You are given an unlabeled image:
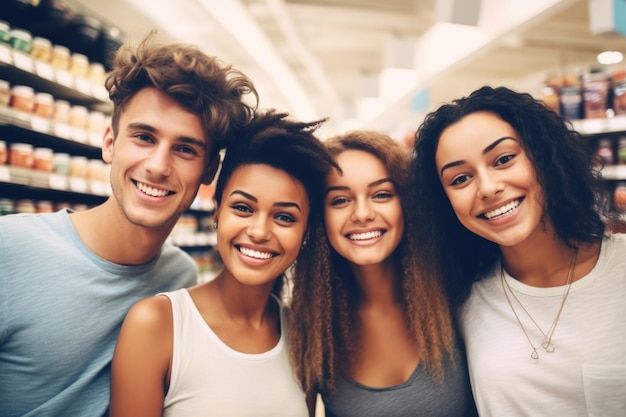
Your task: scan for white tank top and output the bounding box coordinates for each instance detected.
[162,289,308,417]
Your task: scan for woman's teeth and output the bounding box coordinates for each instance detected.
[483,200,520,220]
[348,230,383,241]
[239,247,274,259]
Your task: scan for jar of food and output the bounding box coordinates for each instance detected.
[9,28,32,53]
[0,198,15,215]
[53,99,71,124]
[88,62,105,85]
[583,71,611,119]
[613,70,626,116]
[9,142,34,168]
[53,152,71,175]
[618,137,626,165]
[36,200,54,213]
[33,92,55,118]
[70,155,88,178]
[596,138,614,166]
[70,105,88,129]
[33,147,54,171]
[31,36,52,62]
[15,199,36,214]
[70,53,89,78]
[50,45,70,71]
[0,20,10,45]
[0,140,6,164]
[0,79,10,106]
[615,181,626,212]
[10,85,35,113]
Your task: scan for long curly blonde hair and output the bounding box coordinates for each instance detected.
[289,130,456,395]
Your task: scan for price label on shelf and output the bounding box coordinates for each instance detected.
[55,70,74,88]
[34,61,55,81]
[0,166,9,182]
[11,50,33,72]
[30,116,50,134]
[0,44,12,64]
[48,173,68,190]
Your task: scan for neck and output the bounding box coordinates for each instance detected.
[70,201,171,265]
[351,258,399,306]
[211,272,276,327]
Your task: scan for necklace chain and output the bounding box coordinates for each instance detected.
[500,250,578,360]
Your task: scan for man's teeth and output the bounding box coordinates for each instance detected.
[136,181,170,197]
[239,247,274,259]
[483,200,520,219]
[348,230,383,241]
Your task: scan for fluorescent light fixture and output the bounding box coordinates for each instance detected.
[597,50,624,65]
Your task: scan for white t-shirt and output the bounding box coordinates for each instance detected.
[460,233,626,417]
[162,289,308,417]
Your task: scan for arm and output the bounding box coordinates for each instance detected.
[109,295,174,417]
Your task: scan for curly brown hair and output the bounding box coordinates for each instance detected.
[289,130,457,395]
[105,30,258,163]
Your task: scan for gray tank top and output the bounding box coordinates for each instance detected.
[323,347,476,417]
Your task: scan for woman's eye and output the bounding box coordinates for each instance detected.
[329,196,349,206]
[230,204,252,214]
[450,174,470,186]
[373,191,393,200]
[495,154,515,166]
[275,213,296,223]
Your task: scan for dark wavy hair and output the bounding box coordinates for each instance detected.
[290,131,456,395]
[214,110,340,295]
[105,30,258,164]
[411,85,611,307]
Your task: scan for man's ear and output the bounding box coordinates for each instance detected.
[101,125,115,163]
[201,154,221,185]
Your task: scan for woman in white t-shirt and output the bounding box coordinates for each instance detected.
[410,85,626,416]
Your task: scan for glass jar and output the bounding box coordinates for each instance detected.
[53,99,71,124]
[614,181,626,212]
[70,155,88,178]
[0,79,10,107]
[0,140,6,164]
[31,36,52,62]
[70,53,89,78]
[53,152,71,175]
[9,28,32,53]
[70,105,88,129]
[596,138,614,166]
[50,45,70,71]
[10,85,35,113]
[0,20,10,45]
[9,142,34,168]
[33,92,55,118]
[33,147,54,172]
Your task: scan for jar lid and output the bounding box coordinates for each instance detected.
[11,85,34,96]
[52,45,70,55]
[34,92,54,103]
[53,152,70,160]
[55,99,70,107]
[10,142,33,151]
[9,29,32,41]
[32,37,52,47]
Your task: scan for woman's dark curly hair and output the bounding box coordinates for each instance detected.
[105,30,258,164]
[214,109,340,296]
[290,131,456,396]
[410,85,612,307]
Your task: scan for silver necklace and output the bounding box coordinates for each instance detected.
[500,250,578,360]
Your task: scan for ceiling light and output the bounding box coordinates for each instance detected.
[597,51,624,65]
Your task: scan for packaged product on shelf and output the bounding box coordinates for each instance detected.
[52,152,71,175]
[88,62,106,85]
[0,140,6,164]
[31,37,52,63]
[0,79,10,106]
[596,138,614,166]
[9,142,34,168]
[36,200,54,213]
[618,137,626,165]
[582,71,610,119]
[70,53,90,78]
[615,181,626,212]
[15,199,35,214]
[539,84,559,114]
[33,147,54,172]
[0,198,15,215]
[10,85,34,112]
[559,85,583,119]
[70,105,88,130]
[0,21,10,45]
[9,28,31,53]
[50,44,70,70]
[613,70,626,116]
[70,155,88,178]
[53,99,71,124]
[33,92,55,118]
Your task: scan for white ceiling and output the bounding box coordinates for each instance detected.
[65,0,626,139]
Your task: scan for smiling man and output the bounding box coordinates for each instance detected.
[0,31,257,417]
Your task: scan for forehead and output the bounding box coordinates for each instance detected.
[329,149,388,181]
[436,112,518,162]
[225,163,309,202]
